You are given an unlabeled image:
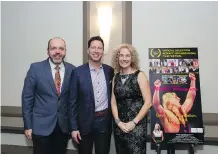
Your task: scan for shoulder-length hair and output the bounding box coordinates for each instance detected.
[111,44,140,73]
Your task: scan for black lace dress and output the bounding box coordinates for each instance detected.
[114,70,147,154]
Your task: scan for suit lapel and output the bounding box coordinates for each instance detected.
[103,65,109,86]
[103,64,110,104]
[44,59,57,95]
[61,62,70,95]
[86,63,95,102]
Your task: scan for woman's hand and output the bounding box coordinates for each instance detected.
[125,121,136,131]
[118,122,130,133]
[189,72,196,80]
[154,79,161,88]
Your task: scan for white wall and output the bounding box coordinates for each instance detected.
[132,1,218,113]
[1,1,83,106]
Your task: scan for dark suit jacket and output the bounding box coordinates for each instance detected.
[68,63,114,135]
[22,58,75,136]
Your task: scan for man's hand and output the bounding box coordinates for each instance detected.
[71,130,82,144]
[24,129,32,140]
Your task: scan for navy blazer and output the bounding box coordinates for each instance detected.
[68,63,114,135]
[22,59,75,136]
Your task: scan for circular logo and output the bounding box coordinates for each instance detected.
[150,48,161,58]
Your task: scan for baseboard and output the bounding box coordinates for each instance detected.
[1,145,77,154]
[1,106,218,146]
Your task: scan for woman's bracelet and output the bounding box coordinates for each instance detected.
[155,86,160,90]
[189,87,196,91]
[132,119,138,125]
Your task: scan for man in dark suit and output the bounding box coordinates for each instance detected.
[22,37,75,154]
[69,36,114,154]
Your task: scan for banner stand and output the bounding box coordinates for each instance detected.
[188,144,195,154]
[167,144,175,154]
[165,144,195,154]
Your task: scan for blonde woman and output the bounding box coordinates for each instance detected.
[152,123,164,153]
[111,44,152,154]
[152,123,164,143]
[153,73,196,133]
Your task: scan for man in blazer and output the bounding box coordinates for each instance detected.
[69,36,114,154]
[22,37,75,154]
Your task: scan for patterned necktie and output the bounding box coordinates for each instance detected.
[55,66,61,96]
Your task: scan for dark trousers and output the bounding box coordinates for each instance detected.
[78,132,110,154]
[78,112,111,154]
[156,143,161,154]
[32,122,69,154]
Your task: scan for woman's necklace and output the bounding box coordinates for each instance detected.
[120,68,134,85]
[121,74,129,85]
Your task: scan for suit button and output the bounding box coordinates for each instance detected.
[57,109,60,112]
[58,97,60,101]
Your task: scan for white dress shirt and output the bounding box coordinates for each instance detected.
[49,59,65,92]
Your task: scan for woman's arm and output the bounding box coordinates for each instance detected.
[182,73,196,113]
[152,132,156,143]
[133,71,152,124]
[111,76,119,121]
[153,79,166,116]
[161,131,164,141]
[111,76,129,133]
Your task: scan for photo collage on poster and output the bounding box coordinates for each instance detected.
[149,58,199,85]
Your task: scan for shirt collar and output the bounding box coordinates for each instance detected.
[49,58,64,70]
[89,63,103,71]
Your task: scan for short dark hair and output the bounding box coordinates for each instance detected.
[47,37,66,50]
[88,36,104,50]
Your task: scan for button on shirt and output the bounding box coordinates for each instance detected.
[89,64,108,112]
[49,59,65,92]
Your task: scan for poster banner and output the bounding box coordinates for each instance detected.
[149,48,204,150]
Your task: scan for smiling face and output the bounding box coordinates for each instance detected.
[47,38,66,65]
[118,48,132,69]
[88,40,103,62]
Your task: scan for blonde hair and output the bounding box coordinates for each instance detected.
[154,123,160,130]
[162,92,177,109]
[111,44,140,73]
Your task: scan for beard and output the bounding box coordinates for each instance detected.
[49,55,65,65]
